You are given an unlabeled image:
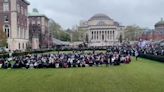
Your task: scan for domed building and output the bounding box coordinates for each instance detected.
[155,18,164,31]
[153,18,164,41]
[79,14,125,47]
[141,18,164,41]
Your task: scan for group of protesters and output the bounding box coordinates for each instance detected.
[1,42,163,69]
[137,45,164,56]
[0,48,132,69]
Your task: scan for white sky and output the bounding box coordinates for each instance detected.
[28,0,164,29]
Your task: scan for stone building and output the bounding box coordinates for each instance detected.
[140,18,164,41]
[0,0,30,51]
[79,14,125,47]
[28,8,52,49]
[154,18,164,40]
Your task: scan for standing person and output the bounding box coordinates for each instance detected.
[109,53,113,65]
[0,59,3,68]
[135,50,139,61]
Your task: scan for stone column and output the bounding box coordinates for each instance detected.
[99,31,101,41]
[104,31,105,40]
[110,31,112,40]
[91,31,93,40]
[94,31,96,40]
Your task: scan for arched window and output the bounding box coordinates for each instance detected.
[3,25,10,38]
[4,15,9,22]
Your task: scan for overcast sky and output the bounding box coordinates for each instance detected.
[28,0,164,29]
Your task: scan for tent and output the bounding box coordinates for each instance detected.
[52,38,70,46]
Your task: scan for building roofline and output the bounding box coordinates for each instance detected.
[28,15,49,20]
[22,0,30,5]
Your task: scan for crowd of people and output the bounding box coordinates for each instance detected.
[0,48,132,69]
[1,42,163,69]
[137,45,164,56]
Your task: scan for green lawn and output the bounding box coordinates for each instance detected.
[0,58,164,92]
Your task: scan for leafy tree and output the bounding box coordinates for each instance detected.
[59,31,71,41]
[124,25,144,41]
[49,19,62,39]
[69,28,88,42]
[49,19,71,41]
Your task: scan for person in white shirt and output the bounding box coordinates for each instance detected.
[135,50,139,61]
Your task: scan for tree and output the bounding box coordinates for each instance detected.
[49,19,62,39]
[78,29,88,42]
[124,25,144,41]
[0,27,7,47]
[59,31,71,41]
[49,19,71,41]
[69,28,88,42]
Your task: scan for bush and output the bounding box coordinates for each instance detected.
[0,49,54,58]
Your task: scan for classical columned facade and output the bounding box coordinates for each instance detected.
[88,27,118,46]
[79,14,125,47]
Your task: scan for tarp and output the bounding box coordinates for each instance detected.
[52,38,70,46]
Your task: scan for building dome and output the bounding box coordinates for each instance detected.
[89,13,112,21]
[155,18,164,27]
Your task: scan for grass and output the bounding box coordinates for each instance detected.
[0,58,164,92]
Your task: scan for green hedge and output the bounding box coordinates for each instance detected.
[0,53,9,58]
[0,49,54,58]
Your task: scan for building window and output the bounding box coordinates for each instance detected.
[3,3,9,11]
[24,9,27,16]
[113,31,115,39]
[17,4,20,13]
[4,0,9,3]
[32,20,35,25]
[21,6,23,15]
[26,43,28,49]
[4,15,9,22]
[24,30,26,39]
[3,25,10,38]
[19,43,21,49]
[6,44,8,48]
[20,28,23,38]
[17,27,20,38]
[37,20,41,25]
